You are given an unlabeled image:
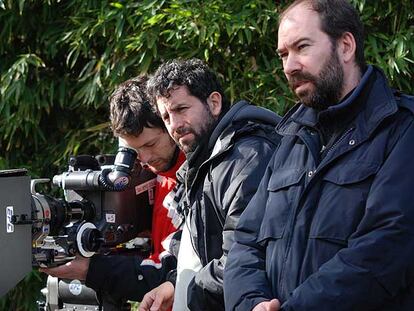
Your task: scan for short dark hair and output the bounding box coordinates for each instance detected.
[109,75,165,137]
[280,0,366,72]
[147,58,230,112]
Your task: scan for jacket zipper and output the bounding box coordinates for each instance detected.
[279,126,355,295]
[321,127,355,160]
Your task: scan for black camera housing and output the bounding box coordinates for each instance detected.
[0,148,156,298]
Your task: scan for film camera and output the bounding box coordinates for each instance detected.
[0,147,156,310]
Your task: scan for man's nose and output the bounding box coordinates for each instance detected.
[283,53,302,77]
[138,150,151,164]
[169,114,184,136]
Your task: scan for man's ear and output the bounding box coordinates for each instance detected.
[338,31,357,64]
[207,91,222,118]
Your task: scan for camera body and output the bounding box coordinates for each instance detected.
[0,147,156,298]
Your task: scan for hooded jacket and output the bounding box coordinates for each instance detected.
[174,100,281,310]
[224,66,414,311]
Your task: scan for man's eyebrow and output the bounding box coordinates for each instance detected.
[170,102,187,110]
[277,37,313,54]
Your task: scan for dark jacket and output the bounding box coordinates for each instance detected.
[224,66,414,311]
[176,100,281,310]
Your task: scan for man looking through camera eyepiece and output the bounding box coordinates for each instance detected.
[111,77,180,175]
[40,75,185,302]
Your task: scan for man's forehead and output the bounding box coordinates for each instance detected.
[120,127,163,148]
[156,85,191,110]
[278,5,322,46]
[156,96,170,111]
[280,1,315,22]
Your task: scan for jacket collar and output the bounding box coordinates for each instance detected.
[277,65,398,139]
[210,100,281,157]
[177,100,281,186]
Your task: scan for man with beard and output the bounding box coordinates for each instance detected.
[224,1,414,310]
[41,75,185,303]
[138,58,281,310]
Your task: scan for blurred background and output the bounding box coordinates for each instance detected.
[0,0,413,309]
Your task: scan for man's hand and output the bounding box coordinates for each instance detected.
[138,281,174,311]
[252,299,281,311]
[39,256,90,281]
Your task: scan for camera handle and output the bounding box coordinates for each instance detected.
[39,276,131,311]
[10,179,51,226]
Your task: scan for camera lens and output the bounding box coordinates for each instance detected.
[81,228,103,253]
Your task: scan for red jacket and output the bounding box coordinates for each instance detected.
[146,151,185,264]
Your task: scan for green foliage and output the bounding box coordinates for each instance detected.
[0,0,413,309]
[355,0,414,91]
[0,271,46,311]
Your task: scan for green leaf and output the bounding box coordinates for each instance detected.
[395,40,405,59]
[244,28,252,44]
[110,2,124,9]
[146,13,166,26]
[18,0,25,15]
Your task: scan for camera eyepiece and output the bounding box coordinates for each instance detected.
[99,147,137,191]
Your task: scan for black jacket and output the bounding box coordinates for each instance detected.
[224,66,414,311]
[85,252,177,302]
[176,100,281,310]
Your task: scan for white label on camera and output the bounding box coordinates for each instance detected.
[106,213,116,223]
[69,280,82,296]
[6,206,14,233]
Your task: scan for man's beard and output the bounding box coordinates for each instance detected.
[173,109,217,154]
[143,143,178,174]
[288,47,344,110]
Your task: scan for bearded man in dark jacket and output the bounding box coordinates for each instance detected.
[224,1,414,311]
[138,58,281,311]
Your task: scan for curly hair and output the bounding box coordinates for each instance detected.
[147,58,230,112]
[109,75,165,137]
